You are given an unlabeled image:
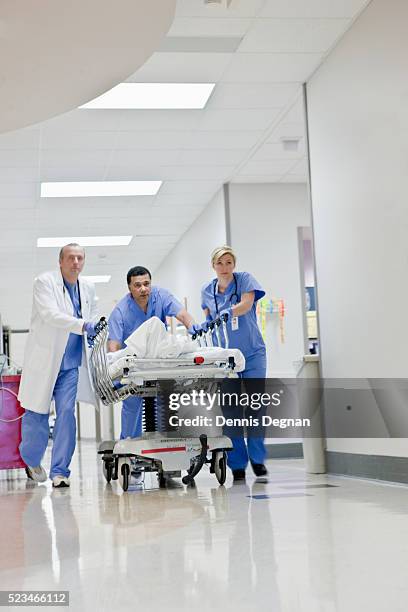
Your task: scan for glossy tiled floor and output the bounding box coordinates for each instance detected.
[1,441,408,611]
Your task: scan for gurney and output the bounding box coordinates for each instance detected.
[89,315,244,492]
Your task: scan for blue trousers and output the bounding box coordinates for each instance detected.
[19,368,79,479]
[223,350,267,471]
[121,395,143,439]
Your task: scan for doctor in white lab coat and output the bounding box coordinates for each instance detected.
[18,243,98,487]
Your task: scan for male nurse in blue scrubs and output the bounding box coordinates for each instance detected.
[108,266,195,439]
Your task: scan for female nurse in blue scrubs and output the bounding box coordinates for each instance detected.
[201,246,268,482]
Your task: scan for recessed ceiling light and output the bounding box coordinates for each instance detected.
[79,83,215,110]
[40,181,162,198]
[37,236,132,247]
[81,275,111,283]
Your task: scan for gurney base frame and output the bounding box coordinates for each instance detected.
[98,433,232,492]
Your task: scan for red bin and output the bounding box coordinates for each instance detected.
[0,375,26,469]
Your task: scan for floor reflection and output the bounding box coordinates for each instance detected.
[1,443,408,612]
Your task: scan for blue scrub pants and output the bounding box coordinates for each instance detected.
[121,396,143,439]
[222,350,267,471]
[19,368,79,479]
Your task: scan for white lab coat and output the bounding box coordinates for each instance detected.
[18,270,98,414]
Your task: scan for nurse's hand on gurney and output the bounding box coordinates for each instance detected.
[187,323,202,336]
[219,308,232,321]
[190,322,211,341]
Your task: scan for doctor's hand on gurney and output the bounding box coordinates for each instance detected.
[83,317,106,346]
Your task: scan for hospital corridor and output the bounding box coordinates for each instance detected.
[1,1,408,611]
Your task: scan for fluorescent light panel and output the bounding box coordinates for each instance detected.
[80,83,215,110]
[81,275,111,284]
[37,236,132,247]
[41,180,162,198]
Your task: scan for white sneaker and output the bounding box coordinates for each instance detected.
[52,476,70,488]
[25,465,47,483]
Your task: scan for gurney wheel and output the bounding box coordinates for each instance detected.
[213,451,227,485]
[158,472,167,488]
[117,458,130,492]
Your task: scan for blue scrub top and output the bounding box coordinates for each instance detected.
[60,280,83,371]
[201,271,266,359]
[108,286,183,348]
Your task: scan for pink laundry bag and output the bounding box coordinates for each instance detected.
[0,375,26,469]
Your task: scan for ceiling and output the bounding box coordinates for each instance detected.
[0,0,370,328]
[0,0,176,132]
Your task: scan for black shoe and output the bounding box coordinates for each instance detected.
[232,469,246,482]
[130,469,144,484]
[251,463,268,477]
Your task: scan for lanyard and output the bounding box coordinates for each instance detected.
[213,273,239,315]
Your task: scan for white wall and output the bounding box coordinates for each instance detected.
[303,240,315,288]
[154,188,226,321]
[307,0,408,455]
[229,183,311,377]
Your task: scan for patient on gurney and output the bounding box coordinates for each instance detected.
[107,316,245,379]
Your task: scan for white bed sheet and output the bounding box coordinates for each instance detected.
[106,316,245,376]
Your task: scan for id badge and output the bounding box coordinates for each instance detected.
[231,316,239,331]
